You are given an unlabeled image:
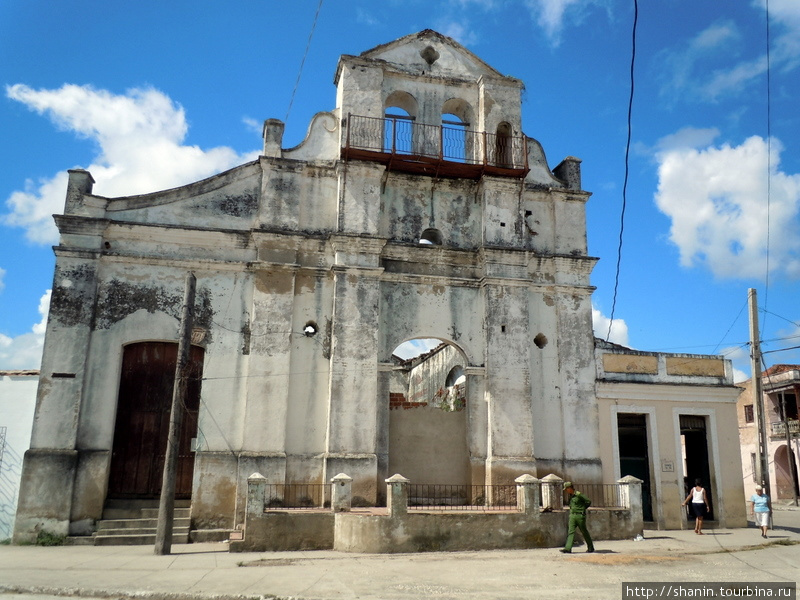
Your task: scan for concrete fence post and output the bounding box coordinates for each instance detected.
[246,472,267,515]
[618,475,644,535]
[515,474,541,516]
[540,474,564,510]
[331,473,353,512]
[386,473,410,517]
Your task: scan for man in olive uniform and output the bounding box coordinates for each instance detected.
[560,481,594,553]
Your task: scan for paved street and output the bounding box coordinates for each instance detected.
[1,508,798,600]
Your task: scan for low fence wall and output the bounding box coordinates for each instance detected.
[230,472,643,553]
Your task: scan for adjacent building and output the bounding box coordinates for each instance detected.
[737,365,800,501]
[595,342,745,529]
[0,370,38,540]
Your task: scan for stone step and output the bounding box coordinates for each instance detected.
[96,525,190,537]
[97,517,190,531]
[189,529,238,543]
[102,499,190,520]
[93,532,189,546]
[141,507,191,519]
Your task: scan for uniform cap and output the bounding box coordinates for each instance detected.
[563,481,573,489]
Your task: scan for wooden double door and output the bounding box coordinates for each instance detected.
[108,342,204,499]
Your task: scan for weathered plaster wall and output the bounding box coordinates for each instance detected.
[388,344,469,485]
[332,509,638,553]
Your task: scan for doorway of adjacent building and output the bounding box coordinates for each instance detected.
[616,413,654,522]
[107,341,204,499]
[387,339,469,486]
[775,444,800,499]
[680,414,714,520]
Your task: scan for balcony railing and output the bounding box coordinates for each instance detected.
[770,420,800,438]
[342,114,529,179]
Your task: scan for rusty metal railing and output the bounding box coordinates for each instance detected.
[263,483,331,510]
[558,483,625,509]
[345,115,527,171]
[407,483,518,511]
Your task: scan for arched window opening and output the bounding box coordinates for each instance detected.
[384,91,417,155]
[445,365,465,387]
[441,98,474,163]
[495,122,513,168]
[441,112,468,162]
[419,228,443,246]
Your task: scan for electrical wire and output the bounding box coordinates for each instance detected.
[762,0,772,331]
[284,0,325,126]
[606,0,638,341]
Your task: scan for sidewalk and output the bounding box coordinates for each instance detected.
[1,510,798,600]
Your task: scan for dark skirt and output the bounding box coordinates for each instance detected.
[690,502,707,518]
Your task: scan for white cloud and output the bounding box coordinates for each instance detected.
[660,3,800,103]
[0,289,50,370]
[522,0,607,45]
[654,133,800,279]
[242,117,263,135]
[758,0,800,70]
[436,20,479,46]
[655,127,720,153]
[656,21,744,102]
[3,84,259,245]
[592,307,629,347]
[720,345,751,383]
[0,267,5,293]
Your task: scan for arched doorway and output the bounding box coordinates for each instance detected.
[107,341,204,499]
[387,339,469,485]
[775,444,800,499]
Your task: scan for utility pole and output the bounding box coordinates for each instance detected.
[748,288,771,506]
[155,273,196,555]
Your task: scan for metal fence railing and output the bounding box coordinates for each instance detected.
[263,483,331,510]
[345,115,527,171]
[407,484,518,511]
[560,483,625,509]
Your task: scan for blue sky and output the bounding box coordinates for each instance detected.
[1,0,799,380]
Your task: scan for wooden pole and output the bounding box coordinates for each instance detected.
[154,273,196,555]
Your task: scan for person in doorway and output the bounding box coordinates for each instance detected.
[560,482,594,553]
[682,478,710,534]
[749,486,771,538]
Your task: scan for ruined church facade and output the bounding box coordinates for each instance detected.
[15,31,602,540]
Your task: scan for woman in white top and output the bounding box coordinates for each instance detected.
[682,479,710,534]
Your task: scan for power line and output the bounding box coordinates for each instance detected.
[606,0,638,341]
[284,0,325,125]
[759,0,773,347]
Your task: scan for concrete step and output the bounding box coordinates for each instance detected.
[97,517,190,531]
[93,532,189,546]
[102,499,190,520]
[142,507,190,519]
[96,525,190,537]
[189,529,238,543]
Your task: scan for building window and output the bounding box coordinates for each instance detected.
[750,453,758,482]
[419,228,443,246]
[744,404,754,423]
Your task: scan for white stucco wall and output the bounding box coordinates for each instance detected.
[0,372,38,539]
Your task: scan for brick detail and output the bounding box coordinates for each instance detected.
[389,392,428,410]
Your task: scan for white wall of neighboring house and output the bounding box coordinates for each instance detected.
[0,371,38,540]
